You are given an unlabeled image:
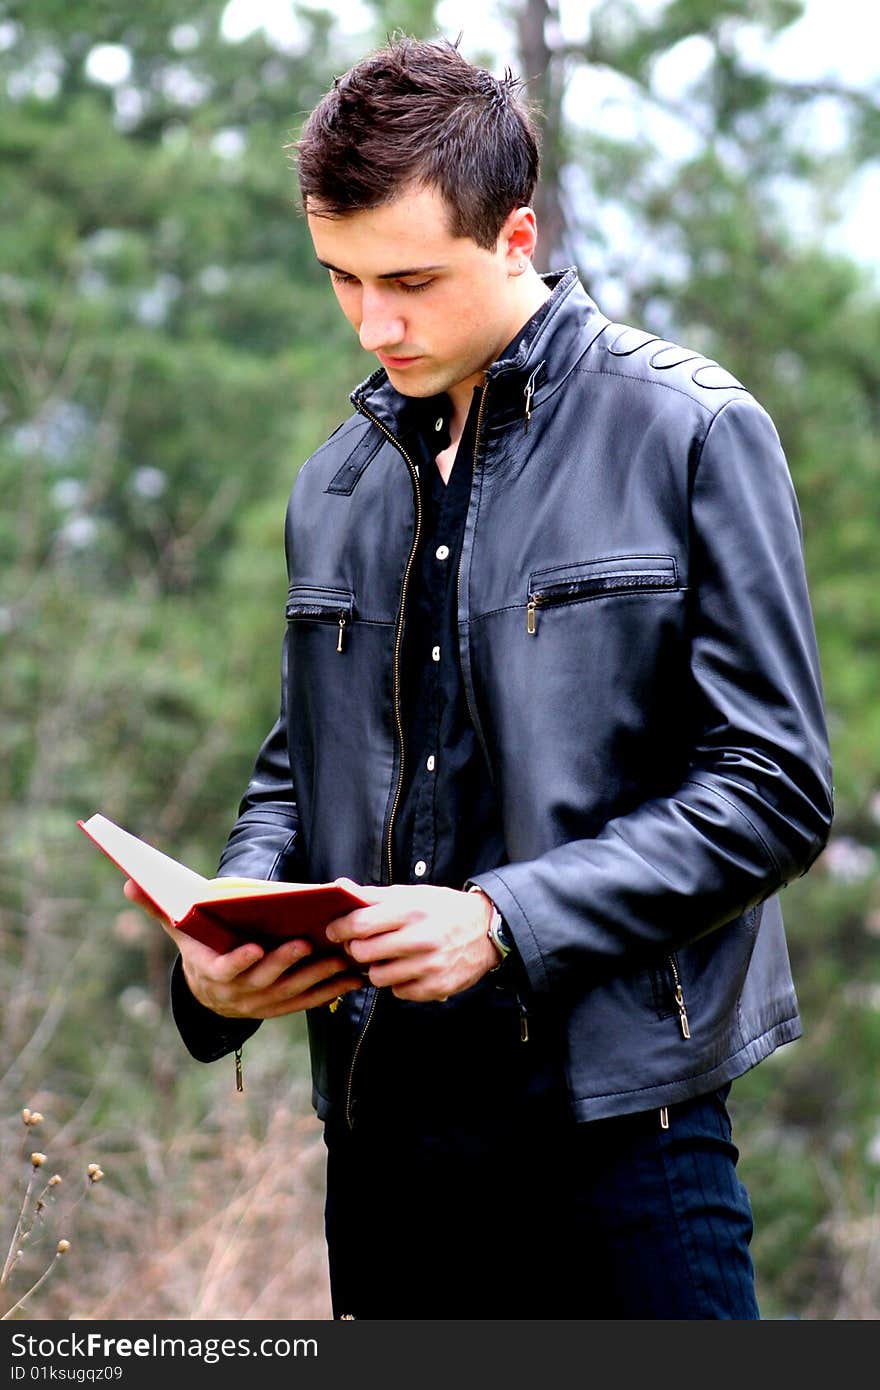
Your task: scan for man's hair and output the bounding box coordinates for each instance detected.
[291,36,540,250]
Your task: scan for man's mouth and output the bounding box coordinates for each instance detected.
[377,351,423,369]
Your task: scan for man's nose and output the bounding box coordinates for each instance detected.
[358,289,405,353]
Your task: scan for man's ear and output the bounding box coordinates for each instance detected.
[500,205,538,273]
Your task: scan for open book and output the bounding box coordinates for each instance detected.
[78,812,368,954]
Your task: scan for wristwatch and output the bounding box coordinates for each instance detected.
[467,884,513,970]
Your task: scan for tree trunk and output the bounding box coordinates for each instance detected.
[513,0,568,271]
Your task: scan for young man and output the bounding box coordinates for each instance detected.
[137,37,833,1318]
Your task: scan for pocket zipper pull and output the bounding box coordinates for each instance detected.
[515,991,530,1042]
[526,597,538,635]
[522,362,544,434]
[674,984,691,1039]
[337,613,347,653]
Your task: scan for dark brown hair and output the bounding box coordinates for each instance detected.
[291,36,540,250]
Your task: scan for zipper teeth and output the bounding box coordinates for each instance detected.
[287,606,350,620]
[530,572,672,602]
[343,986,379,1124]
[355,406,423,882]
[455,383,494,775]
[343,401,422,1130]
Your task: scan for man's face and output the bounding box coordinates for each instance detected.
[306,184,525,403]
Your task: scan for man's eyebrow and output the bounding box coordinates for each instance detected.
[316,259,446,279]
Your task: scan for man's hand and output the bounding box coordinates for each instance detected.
[324,880,500,1002]
[122,879,365,1019]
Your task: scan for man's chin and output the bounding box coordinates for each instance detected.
[387,379,436,398]
[382,363,438,397]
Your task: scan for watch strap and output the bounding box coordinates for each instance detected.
[467,883,512,970]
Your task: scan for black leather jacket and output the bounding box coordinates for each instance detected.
[179,269,833,1124]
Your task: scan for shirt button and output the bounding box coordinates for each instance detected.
[435,544,449,561]
[414,860,427,878]
[426,754,436,772]
[434,416,444,432]
[431,645,440,662]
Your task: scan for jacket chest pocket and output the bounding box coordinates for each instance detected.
[526,555,678,634]
[286,585,356,653]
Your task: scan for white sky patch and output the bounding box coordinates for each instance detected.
[198,264,230,295]
[85,43,132,87]
[787,93,852,157]
[32,69,60,100]
[211,127,247,159]
[132,466,167,500]
[52,478,86,510]
[170,24,200,53]
[734,0,880,86]
[651,33,715,103]
[114,85,146,131]
[828,165,880,271]
[220,0,370,53]
[160,64,211,107]
[58,515,99,550]
[434,1,518,64]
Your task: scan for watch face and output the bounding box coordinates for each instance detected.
[491,914,513,956]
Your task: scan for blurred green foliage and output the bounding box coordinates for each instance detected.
[1,0,878,1319]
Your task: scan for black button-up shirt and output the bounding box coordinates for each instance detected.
[352,355,571,1126]
[391,386,506,892]
[343,303,564,1125]
[388,293,556,899]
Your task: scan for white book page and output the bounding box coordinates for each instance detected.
[80,813,208,924]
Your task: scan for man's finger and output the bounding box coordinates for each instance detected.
[232,936,317,988]
[326,901,407,943]
[347,926,432,964]
[259,974,365,1018]
[123,878,167,921]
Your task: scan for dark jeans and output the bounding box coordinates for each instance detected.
[323,987,759,1320]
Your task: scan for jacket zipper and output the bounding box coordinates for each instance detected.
[455,382,495,777]
[526,562,677,635]
[342,401,423,1131]
[668,954,691,1039]
[286,592,354,653]
[659,956,690,1129]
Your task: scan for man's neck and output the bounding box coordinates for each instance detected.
[434,436,460,486]
[443,268,552,464]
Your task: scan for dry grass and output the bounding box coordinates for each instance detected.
[1,1076,333,1322]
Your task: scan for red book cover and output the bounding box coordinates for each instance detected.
[78,813,368,954]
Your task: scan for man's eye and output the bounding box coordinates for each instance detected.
[328,272,432,293]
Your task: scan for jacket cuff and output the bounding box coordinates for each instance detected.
[463,879,525,981]
[465,870,551,996]
[170,955,261,1063]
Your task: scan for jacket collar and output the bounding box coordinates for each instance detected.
[349,269,609,435]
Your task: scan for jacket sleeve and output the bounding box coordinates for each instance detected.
[216,627,304,882]
[171,627,304,1061]
[472,397,834,996]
